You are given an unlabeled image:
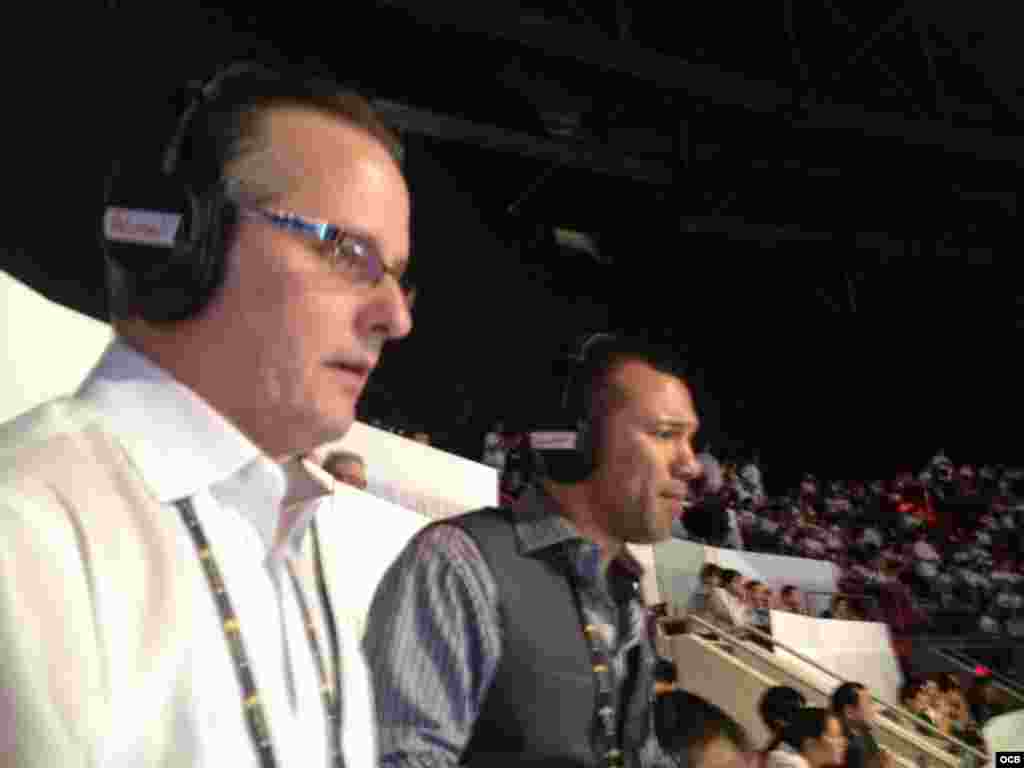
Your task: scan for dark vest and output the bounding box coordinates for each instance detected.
[448,507,654,768]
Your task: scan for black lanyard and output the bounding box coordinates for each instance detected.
[562,544,629,768]
[175,498,343,768]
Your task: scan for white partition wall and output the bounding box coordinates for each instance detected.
[1,272,111,424]
[983,709,1024,753]
[651,538,841,617]
[707,546,842,616]
[770,610,904,707]
[320,421,499,520]
[313,481,431,639]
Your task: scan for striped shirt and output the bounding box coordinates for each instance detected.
[362,484,674,767]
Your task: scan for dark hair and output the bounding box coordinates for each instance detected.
[781,707,835,754]
[700,564,720,583]
[759,686,807,735]
[654,657,678,684]
[579,335,689,418]
[781,585,798,598]
[577,335,693,463]
[719,569,741,588]
[937,674,963,696]
[655,690,750,760]
[902,681,924,704]
[831,682,866,719]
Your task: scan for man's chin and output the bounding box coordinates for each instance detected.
[311,411,356,447]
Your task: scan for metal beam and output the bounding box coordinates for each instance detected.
[373,100,673,184]
[679,215,835,243]
[374,0,792,113]
[374,1,1024,168]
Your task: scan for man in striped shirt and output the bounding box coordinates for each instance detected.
[363,336,703,767]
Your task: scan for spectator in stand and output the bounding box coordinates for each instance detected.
[737,453,765,507]
[965,675,999,728]
[937,673,984,749]
[747,581,774,650]
[653,657,679,697]
[780,586,805,615]
[908,530,942,598]
[821,595,859,621]
[481,421,506,471]
[687,563,722,635]
[831,681,893,768]
[766,708,847,768]
[758,686,807,765]
[322,449,368,491]
[978,599,1002,635]
[924,677,954,735]
[708,569,751,632]
[900,682,932,735]
[655,691,750,768]
[901,680,949,738]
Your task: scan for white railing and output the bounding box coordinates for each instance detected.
[681,613,988,765]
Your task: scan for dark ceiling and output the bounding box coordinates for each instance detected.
[4,1,1023,484]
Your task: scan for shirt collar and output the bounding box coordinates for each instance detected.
[76,338,299,556]
[511,484,645,585]
[272,458,337,565]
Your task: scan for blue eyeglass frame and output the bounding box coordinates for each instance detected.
[240,206,415,305]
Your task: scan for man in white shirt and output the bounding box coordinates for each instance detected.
[0,63,412,767]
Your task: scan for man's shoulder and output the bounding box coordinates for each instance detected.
[0,397,117,486]
[0,396,158,544]
[0,397,99,461]
[409,507,511,554]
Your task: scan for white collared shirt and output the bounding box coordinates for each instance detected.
[70,339,358,767]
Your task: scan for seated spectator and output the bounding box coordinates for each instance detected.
[654,690,750,768]
[855,525,884,559]
[876,559,926,634]
[708,569,751,633]
[965,675,999,728]
[831,681,894,768]
[654,657,679,697]
[322,449,368,490]
[978,600,1002,635]
[687,563,722,635]
[758,686,806,767]
[823,524,846,558]
[821,595,859,621]
[912,531,942,570]
[747,581,774,650]
[937,673,986,750]
[779,586,806,615]
[766,708,847,768]
[901,680,947,738]
[481,421,506,470]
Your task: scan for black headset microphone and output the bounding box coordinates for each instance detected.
[100,62,286,324]
[527,332,619,485]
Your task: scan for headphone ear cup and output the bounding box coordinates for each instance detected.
[137,187,222,324]
[182,185,235,320]
[576,414,595,478]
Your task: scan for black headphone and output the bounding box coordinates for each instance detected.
[529,332,619,484]
[101,62,292,324]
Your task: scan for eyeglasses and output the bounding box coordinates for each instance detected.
[241,207,416,308]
